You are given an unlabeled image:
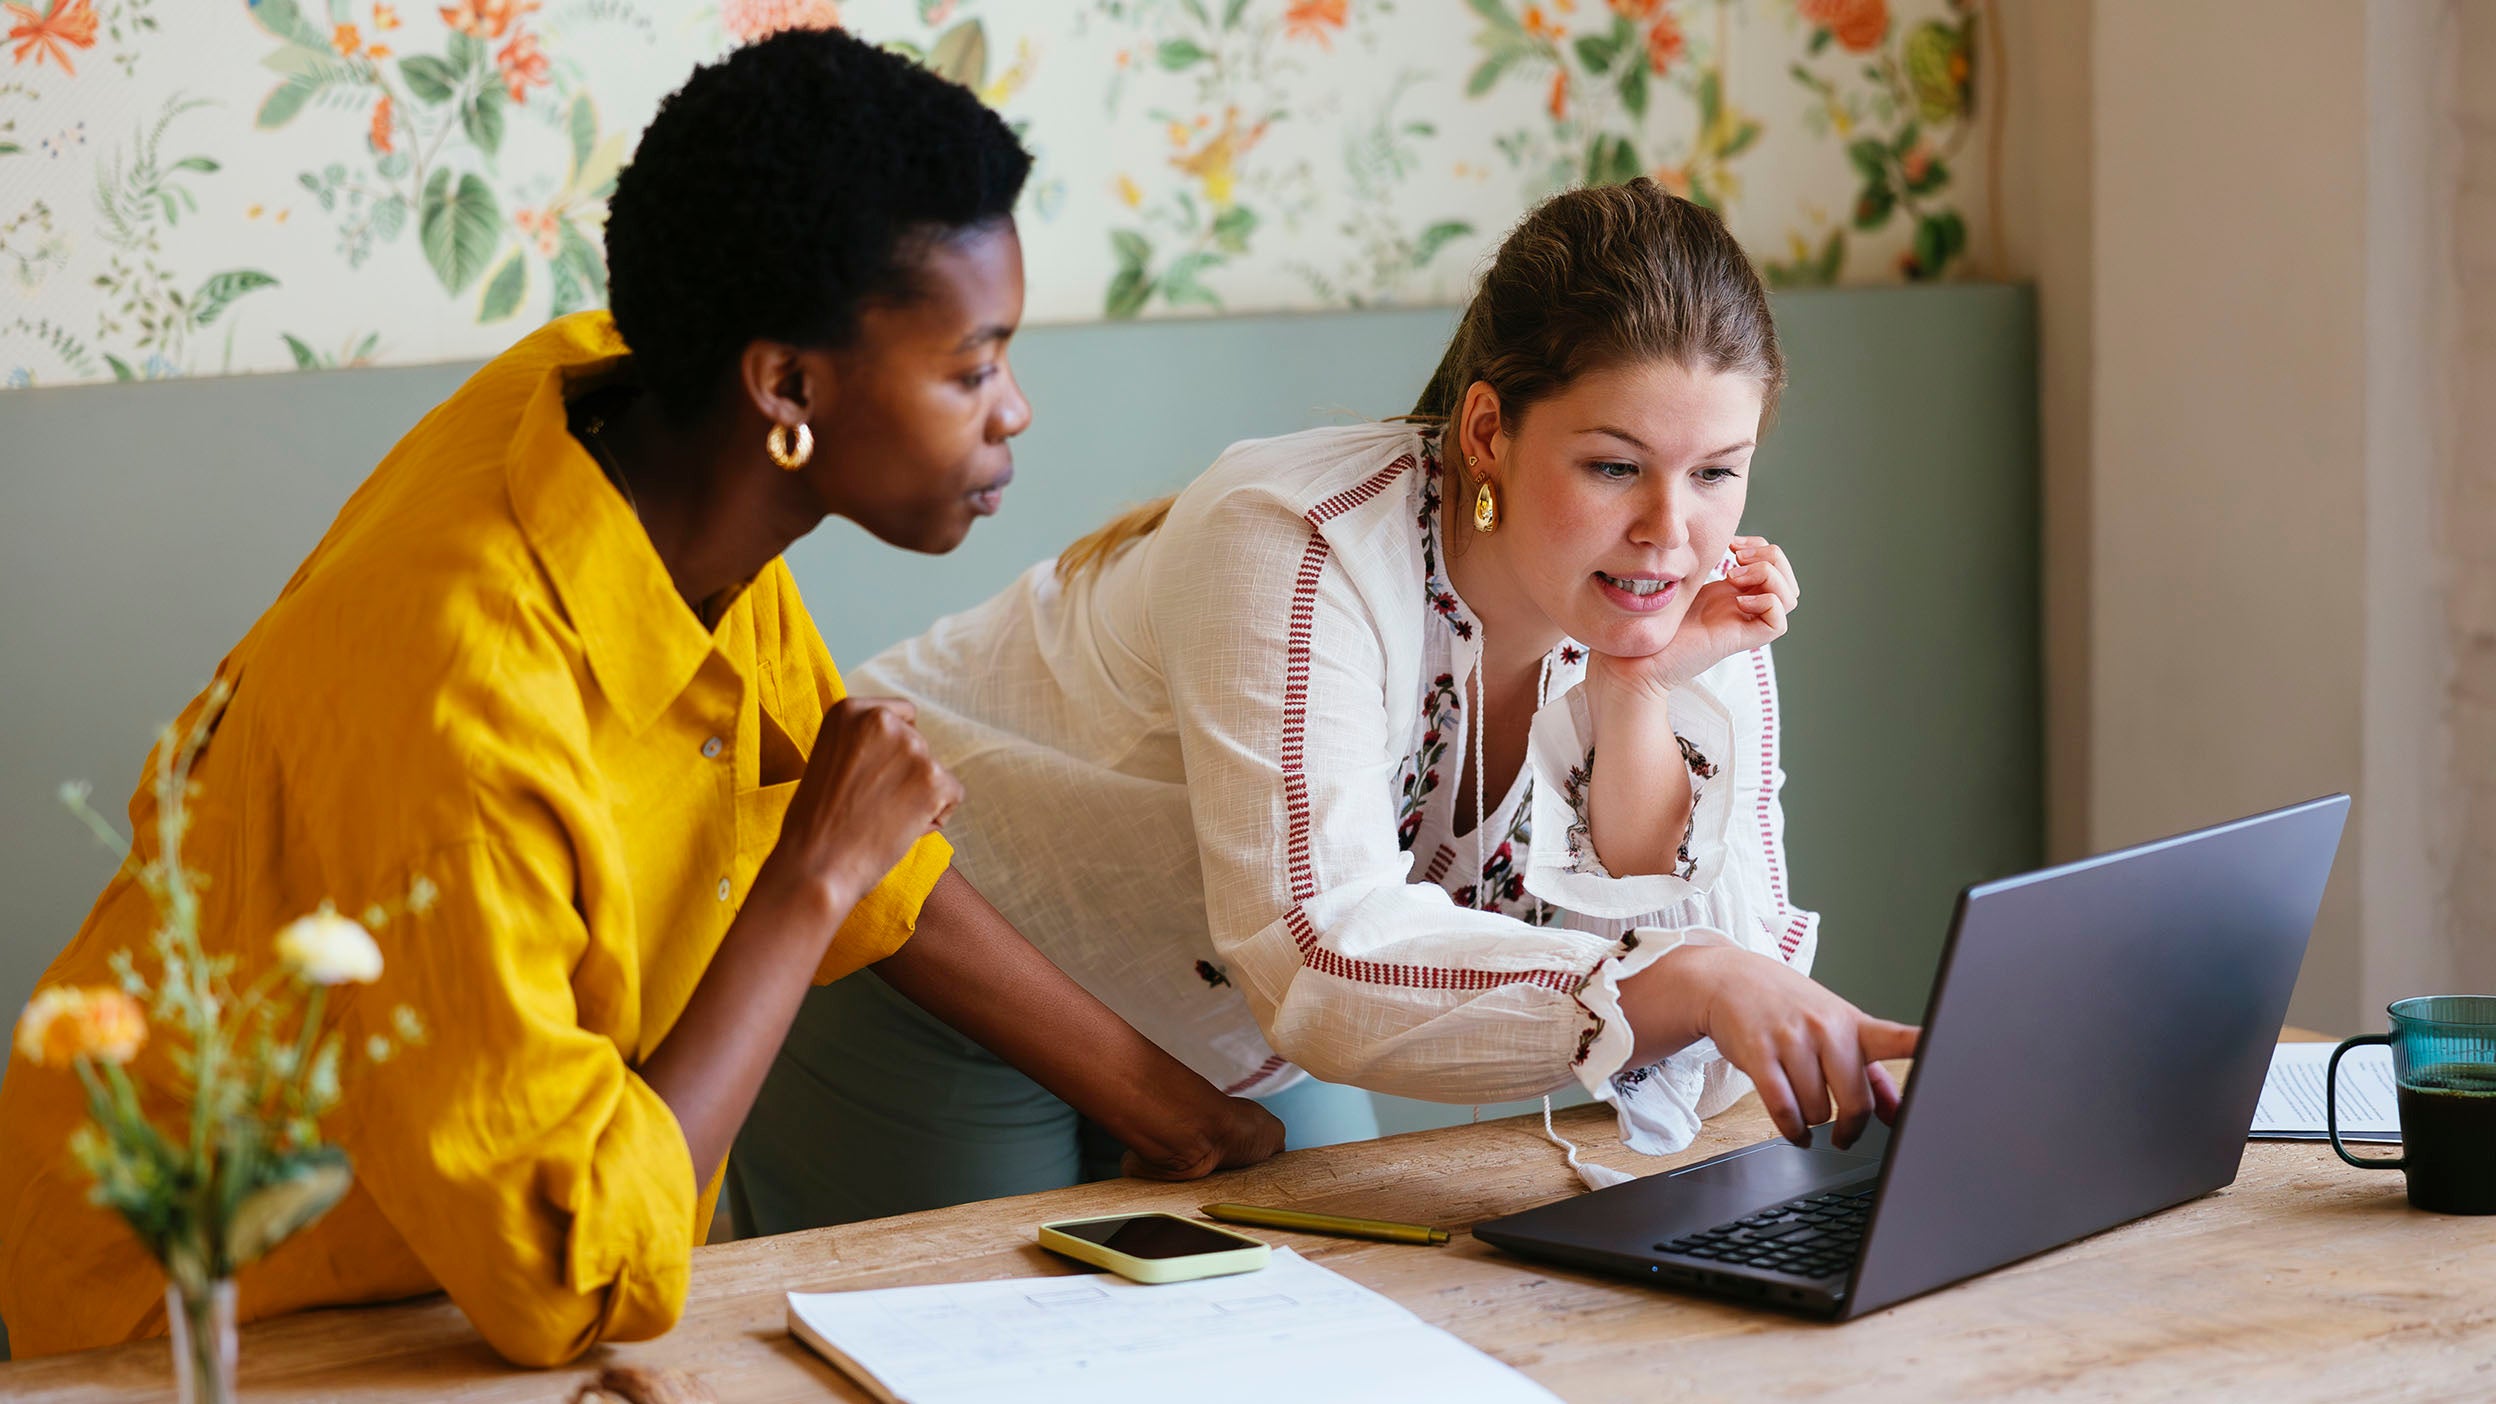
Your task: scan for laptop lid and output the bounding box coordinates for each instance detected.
[1842,794,2349,1318]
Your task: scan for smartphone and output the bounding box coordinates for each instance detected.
[1035,1212,1271,1284]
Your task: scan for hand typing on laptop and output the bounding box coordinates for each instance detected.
[1620,944,1922,1150]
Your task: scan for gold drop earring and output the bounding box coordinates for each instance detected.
[1469,454,1500,533]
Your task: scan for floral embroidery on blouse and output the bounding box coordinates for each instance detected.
[1395,670,1462,852]
[1416,437,1474,642]
[1562,737,1718,881]
[1194,959,1232,989]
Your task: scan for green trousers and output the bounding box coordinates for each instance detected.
[729,968,1380,1238]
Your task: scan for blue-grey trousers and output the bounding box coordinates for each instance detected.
[729,969,1380,1237]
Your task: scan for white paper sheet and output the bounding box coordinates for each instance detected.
[2250,1041,2402,1142]
[786,1247,1559,1404]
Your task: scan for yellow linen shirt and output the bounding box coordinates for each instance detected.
[0,312,951,1365]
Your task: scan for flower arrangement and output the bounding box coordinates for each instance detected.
[12,681,426,1401]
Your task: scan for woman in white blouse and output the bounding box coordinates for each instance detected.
[731,179,1919,1232]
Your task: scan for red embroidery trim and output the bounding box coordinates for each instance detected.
[1223,1054,1291,1096]
[1750,644,1811,961]
[1421,843,1455,884]
[1275,452,1587,996]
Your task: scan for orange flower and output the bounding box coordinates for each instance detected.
[6,0,98,75]
[513,205,560,256]
[1643,12,1683,72]
[1547,67,1568,120]
[1521,4,1564,40]
[1651,164,1692,199]
[14,986,147,1068]
[1606,0,1663,18]
[373,1,400,29]
[437,0,532,40]
[719,0,840,44]
[368,92,394,153]
[1283,0,1345,46]
[1900,140,1933,186]
[1798,0,1887,54]
[495,26,548,103]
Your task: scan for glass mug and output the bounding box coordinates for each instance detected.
[2328,995,2496,1215]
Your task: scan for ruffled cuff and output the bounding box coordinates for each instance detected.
[1525,678,1738,919]
[1605,1036,1760,1156]
[1565,922,1745,1103]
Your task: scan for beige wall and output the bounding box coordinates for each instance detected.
[2450,3,2496,995]
[2004,0,2472,1032]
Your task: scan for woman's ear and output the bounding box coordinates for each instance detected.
[1456,380,1506,482]
[738,340,833,434]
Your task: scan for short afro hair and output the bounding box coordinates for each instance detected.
[605,28,1032,420]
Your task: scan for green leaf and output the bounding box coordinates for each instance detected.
[1160,251,1222,309]
[281,333,321,369]
[477,249,527,322]
[371,193,408,242]
[1110,228,1151,274]
[1808,26,1832,55]
[399,55,457,105]
[418,169,500,295]
[1721,120,1762,160]
[1845,137,1890,183]
[1465,52,1516,97]
[1412,219,1473,268]
[1697,69,1722,126]
[448,30,484,76]
[1892,122,1922,157]
[461,86,506,158]
[1904,19,1971,123]
[1585,134,1640,187]
[1618,61,1648,119]
[1816,228,1846,282]
[0,142,20,156]
[558,220,606,302]
[1573,34,1616,75]
[1157,38,1209,70]
[1210,204,1258,254]
[1105,267,1155,319]
[1464,0,1522,33]
[255,77,316,130]
[103,354,135,382]
[550,250,588,318]
[927,19,988,89]
[1179,0,1211,24]
[1912,210,1967,276]
[226,1150,350,1267]
[1851,178,1895,230]
[245,0,328,49]
[1221,0,1248,28]
[374,149,409,180]
[170,156,220,174]
[189,270,278,328]
[566,94,596,177]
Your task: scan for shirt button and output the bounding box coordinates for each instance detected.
[716,877,732,902]
[701,736,723,759]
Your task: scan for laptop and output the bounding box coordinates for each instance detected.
[1474,794,2349,1320]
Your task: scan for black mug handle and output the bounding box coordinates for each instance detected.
[2328,1034,2406,1170]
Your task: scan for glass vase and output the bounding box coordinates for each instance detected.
[166,1277,237,1404]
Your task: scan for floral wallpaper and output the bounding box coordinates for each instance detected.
[0,0,1988,389]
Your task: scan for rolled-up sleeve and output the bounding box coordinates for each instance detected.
[342,820,695,1368]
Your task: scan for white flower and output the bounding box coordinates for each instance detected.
[275,906,383,986]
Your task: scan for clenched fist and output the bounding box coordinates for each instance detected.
[771,697,964,910]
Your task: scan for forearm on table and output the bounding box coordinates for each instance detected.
[1584,683,1697,878]
[873,868,1231,1171]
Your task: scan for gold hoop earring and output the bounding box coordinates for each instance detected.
[767,422,814,472]
[1473,479,1500,533]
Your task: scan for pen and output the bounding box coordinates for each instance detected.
[1201,1202,1452,1246]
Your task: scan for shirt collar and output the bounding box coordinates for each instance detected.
[503,313,721,735]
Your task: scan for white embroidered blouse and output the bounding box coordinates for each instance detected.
[853,422,1820,1155]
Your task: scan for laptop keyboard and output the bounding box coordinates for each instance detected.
[1654,1183,1876,1280]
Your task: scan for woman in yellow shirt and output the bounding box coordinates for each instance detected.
[0,30,1280,1366]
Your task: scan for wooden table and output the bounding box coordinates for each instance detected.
[4,1034,2491,1402]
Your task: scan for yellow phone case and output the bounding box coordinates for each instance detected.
[1035,1213,1272,1284]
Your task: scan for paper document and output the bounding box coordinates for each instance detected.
[2250,1041,2401,1142]
[786,1246,1559,1404]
